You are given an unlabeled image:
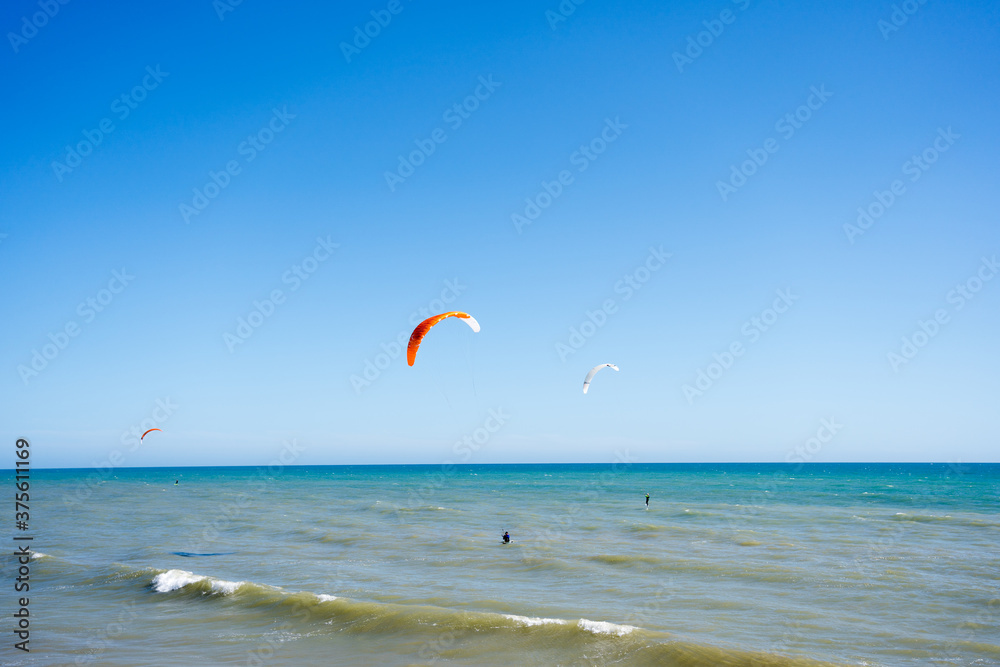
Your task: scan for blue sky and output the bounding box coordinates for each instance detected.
[2,0,998,467]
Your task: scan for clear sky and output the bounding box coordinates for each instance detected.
[2,0,998,467]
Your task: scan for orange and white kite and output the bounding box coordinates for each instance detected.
[407,312,480,366]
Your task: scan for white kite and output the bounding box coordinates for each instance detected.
[583,364,619,394]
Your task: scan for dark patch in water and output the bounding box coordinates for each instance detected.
[171,552,236,557]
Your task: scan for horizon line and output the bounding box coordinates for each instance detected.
[4,461,996,472]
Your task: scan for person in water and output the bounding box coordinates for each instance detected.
[502,531,510,544]
[645,493,650,508]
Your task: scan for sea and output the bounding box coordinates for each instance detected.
[4,463,999,666]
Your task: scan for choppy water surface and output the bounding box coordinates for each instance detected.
[5,463,999,666]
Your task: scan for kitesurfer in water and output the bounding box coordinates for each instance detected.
[645,493,649,508]
[502,531,510,544]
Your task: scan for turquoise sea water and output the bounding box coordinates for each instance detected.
[4,463,999,666]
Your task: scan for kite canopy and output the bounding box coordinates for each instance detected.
[407,311,480,366]
[140,428,161,441]
[582,364,619,394]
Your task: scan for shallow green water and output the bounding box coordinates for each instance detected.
[4,463,999,665]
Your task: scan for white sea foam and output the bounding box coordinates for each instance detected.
[152,569,205,592]
[151,569,244,594]
[503,614,567,627]
[210,578,244,594]
[30,552,48,559]
[578,619,636,636]
[317,594,337,602]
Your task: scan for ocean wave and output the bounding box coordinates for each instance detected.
[317,533,366,546]
[623,522,667,534]
[650,559,807,584]
[511,556,577,574]
[383,504,452,514]
[890,512,998,527]
[679,508,720,518]
[578,619,636,636]
[498,617,636,637]
[144,566,645,642]
[891,512,953,523]
[5,550,52,563]
[60,562,837,666]
[587,554,663,567]
[151,568,248,594]
[502,614,567,627]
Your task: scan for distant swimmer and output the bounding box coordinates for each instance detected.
[502,531,510,544]
[645,493,649,508]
